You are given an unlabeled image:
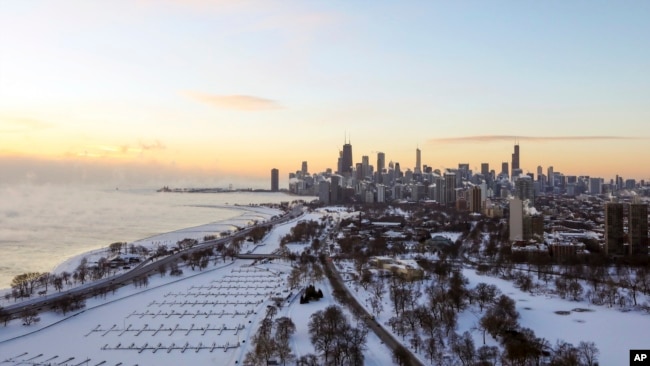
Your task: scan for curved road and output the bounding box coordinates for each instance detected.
[3,205,304,319]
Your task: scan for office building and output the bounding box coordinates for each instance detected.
[362,155,370,180]
[511,143,520,178]
[339,141,353,177]
[376,152,385,183]
[415,148,421,174]
[515,175,535,202]
[481,163,490,176]
[589,177,602,195]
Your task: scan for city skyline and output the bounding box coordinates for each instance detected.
[2,1,649,186]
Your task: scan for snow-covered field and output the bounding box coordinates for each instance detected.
[0,260,285,365]
[0,207,397,365]
[4,205,648,365]
[337,257,650,365]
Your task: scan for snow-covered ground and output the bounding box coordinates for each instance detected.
[0,207,397,366]
[337,257,650,365]
[0,260,285,365]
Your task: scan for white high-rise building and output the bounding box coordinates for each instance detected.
[509,198,524,242]
[377,184,386,203]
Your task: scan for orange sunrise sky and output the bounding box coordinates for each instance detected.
[1,1,649,187]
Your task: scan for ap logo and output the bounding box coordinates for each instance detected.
[630,350,650,365]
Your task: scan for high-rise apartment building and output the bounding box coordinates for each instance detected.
[470,186,482,213]
[318,180,330,204]
[377,184,386,203]
[330,175,342,204]
[415,148,421,174]
[629,203,649,255]
[509,198,523,242]
[271,168,279,192]
[605,202,625,256]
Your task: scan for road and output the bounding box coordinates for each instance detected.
[324,258,425,366]
[3,204,304,319]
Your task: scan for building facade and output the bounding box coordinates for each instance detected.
[271,168,279,192]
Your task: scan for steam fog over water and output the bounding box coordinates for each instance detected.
[0,184,300,288]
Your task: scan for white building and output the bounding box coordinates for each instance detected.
[509,197,524,242]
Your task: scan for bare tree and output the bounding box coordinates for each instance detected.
[473,283,501,312]
[20,309,40,326]
[480,295,519,340]
[578,341,599,366]
[450,331,476,366]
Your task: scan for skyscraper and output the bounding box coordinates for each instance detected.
[589,177,602,195]
[605,202,625,256]
[361,155,370,180]
[340,141,353,177]
[301,161,308,176]
[511,143,520,177]
[501,162,509,178]
[415,147,421,174]
[515,175,535,201]
[481,163,490,176]
[271,168,279,192]
[629,203,649,255]
[470,185,482,213]
[444,172,456,206]
[376,152,385,183]
[509,198,523,242]
[377,152,385,170]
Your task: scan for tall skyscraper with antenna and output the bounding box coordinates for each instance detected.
[510,142,521,172]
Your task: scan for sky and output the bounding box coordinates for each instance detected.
[1,1,649,188]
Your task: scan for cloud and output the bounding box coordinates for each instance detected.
[0,116,53,133]
[76,140,166,159]
[138,140,166,151]
[428,135,642,144]
[183,91,282,111]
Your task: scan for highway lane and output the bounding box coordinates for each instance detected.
[3,205,304,318]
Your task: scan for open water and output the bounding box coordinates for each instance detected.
[0,184,304,288]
